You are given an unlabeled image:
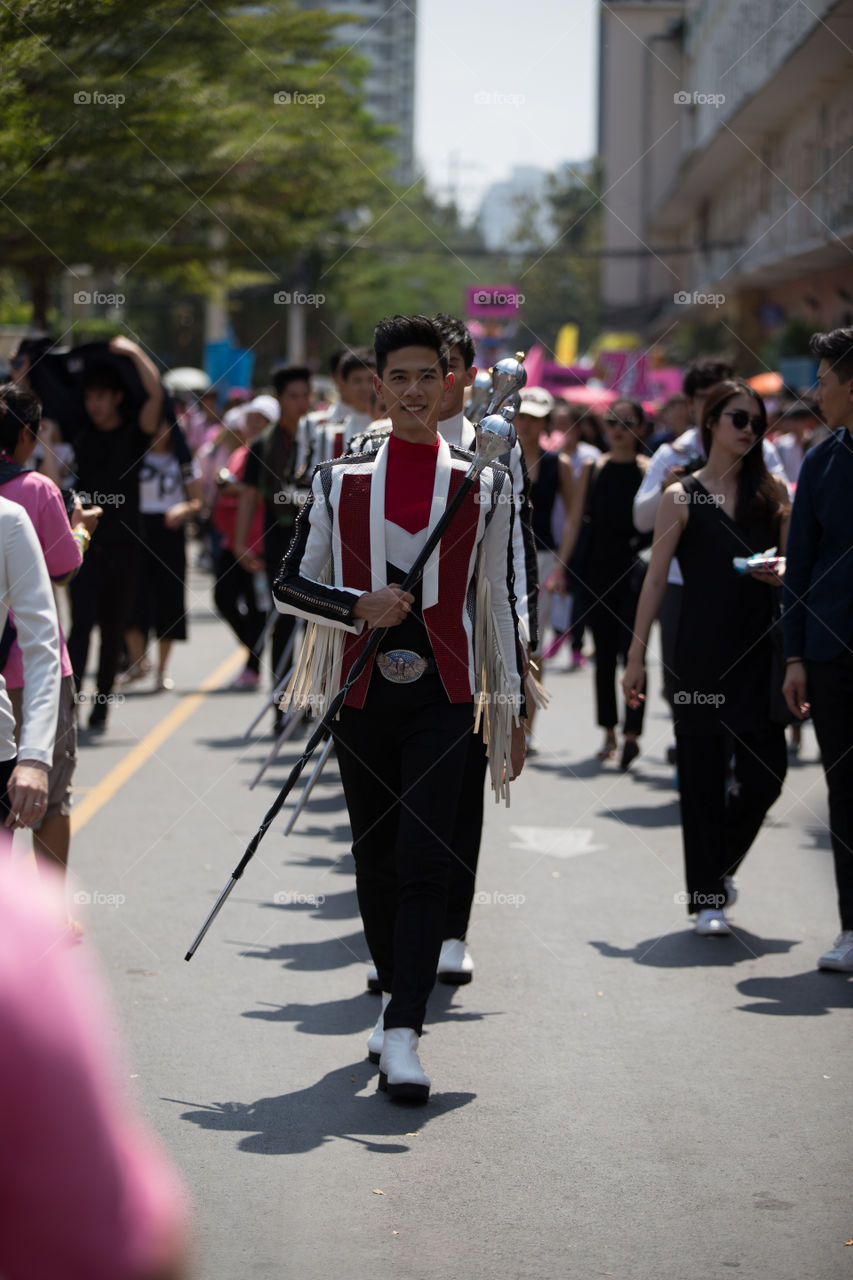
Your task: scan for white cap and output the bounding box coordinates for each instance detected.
[518,387,555,419]
[247,394,280,423]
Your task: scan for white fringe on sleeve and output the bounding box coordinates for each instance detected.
[279,559,346,718]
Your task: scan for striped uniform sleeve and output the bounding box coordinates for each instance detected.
[272,466,366,633]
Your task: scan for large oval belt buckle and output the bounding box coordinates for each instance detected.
[376,649,428,684]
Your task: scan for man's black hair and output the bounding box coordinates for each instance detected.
[373,315,449,380]
[14,334,54,364]
[683,357,735,399]
[432,313,476,369]
[272,365,312,396]
[82,362,125,394]
[809,327,853,384]
[328,347,349,378]
[0,382,41,454]
[338,346,376,381]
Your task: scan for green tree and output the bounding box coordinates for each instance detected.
[510,162,602,356]
[317,183,497,345]
[0,0,391,326]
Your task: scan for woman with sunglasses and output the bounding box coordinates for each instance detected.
[549,398,649,768]
[622,380,791,935]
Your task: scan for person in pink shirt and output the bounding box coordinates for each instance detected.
[0,382,100,876]
[0,861,189,1280]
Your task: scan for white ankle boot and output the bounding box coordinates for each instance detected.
[378,1027,430,1102]
[366,992,391,1064]
[437,937,473,984]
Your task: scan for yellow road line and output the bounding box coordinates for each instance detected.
[71,649,246,835]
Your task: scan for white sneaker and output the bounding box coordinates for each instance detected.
[694,909,731,936]
[723,876,738,907]
[817,930,853,972]
[367,992,391,1064]
[378,1027,430,1102]
[437,938,474,985]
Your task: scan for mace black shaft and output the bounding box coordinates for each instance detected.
[185,473,475,961]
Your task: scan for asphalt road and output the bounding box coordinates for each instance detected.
[61,567,852,1280]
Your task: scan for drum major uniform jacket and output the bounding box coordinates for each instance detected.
[273,435,524,735]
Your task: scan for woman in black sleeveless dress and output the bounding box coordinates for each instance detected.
[550,400,648,768]
[623,380,791,935]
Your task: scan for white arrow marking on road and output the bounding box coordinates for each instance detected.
[510,826,606,859]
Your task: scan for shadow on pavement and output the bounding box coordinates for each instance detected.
[735,969,853,1016]
[256,887,361,923]
[589,928,799,967]
[598,800,681,828]
[195,734,259,750]
[232,928,370,970]
[256,781,348,812]
[168,1061,475,1155]
[286,849,354,869]
[526,756,613,779]
[241,982,498,1038]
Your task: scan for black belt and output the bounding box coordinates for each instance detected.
[375,649,437,684]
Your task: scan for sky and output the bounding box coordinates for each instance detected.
[414,0,599,217]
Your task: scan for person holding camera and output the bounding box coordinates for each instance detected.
[622,380,790,935]
[66,336,162,732]
[0,383,98,876]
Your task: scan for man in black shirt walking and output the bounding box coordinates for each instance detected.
[783,327,853,971]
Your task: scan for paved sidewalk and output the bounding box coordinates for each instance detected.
[67,578,853,1280]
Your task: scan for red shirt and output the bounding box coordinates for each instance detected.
[385,433,439,534]
[212,445,264,553]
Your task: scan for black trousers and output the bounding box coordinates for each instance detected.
[444,730,489,941]
[587,581,645,735]
[264,530,296,684]
[332,673,473,1036]
[807,654,853,930]
[676,725,787,912]
[213,548,266,674]
[68,542,138,697]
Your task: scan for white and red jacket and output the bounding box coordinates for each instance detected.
[348,412,538,653]
[273,435,523,713]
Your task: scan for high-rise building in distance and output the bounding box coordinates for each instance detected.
[297,0,417,181]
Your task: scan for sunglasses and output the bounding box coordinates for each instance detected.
[604,415,639,428]
[721,409,763,433]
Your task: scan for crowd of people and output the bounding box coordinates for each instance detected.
[2,322,852,943]
[0,314,852,1192]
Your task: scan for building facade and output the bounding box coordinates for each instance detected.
[598,0,853,361]
[297,0,417,181]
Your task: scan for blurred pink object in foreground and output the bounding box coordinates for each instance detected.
[0,863,188,1280]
